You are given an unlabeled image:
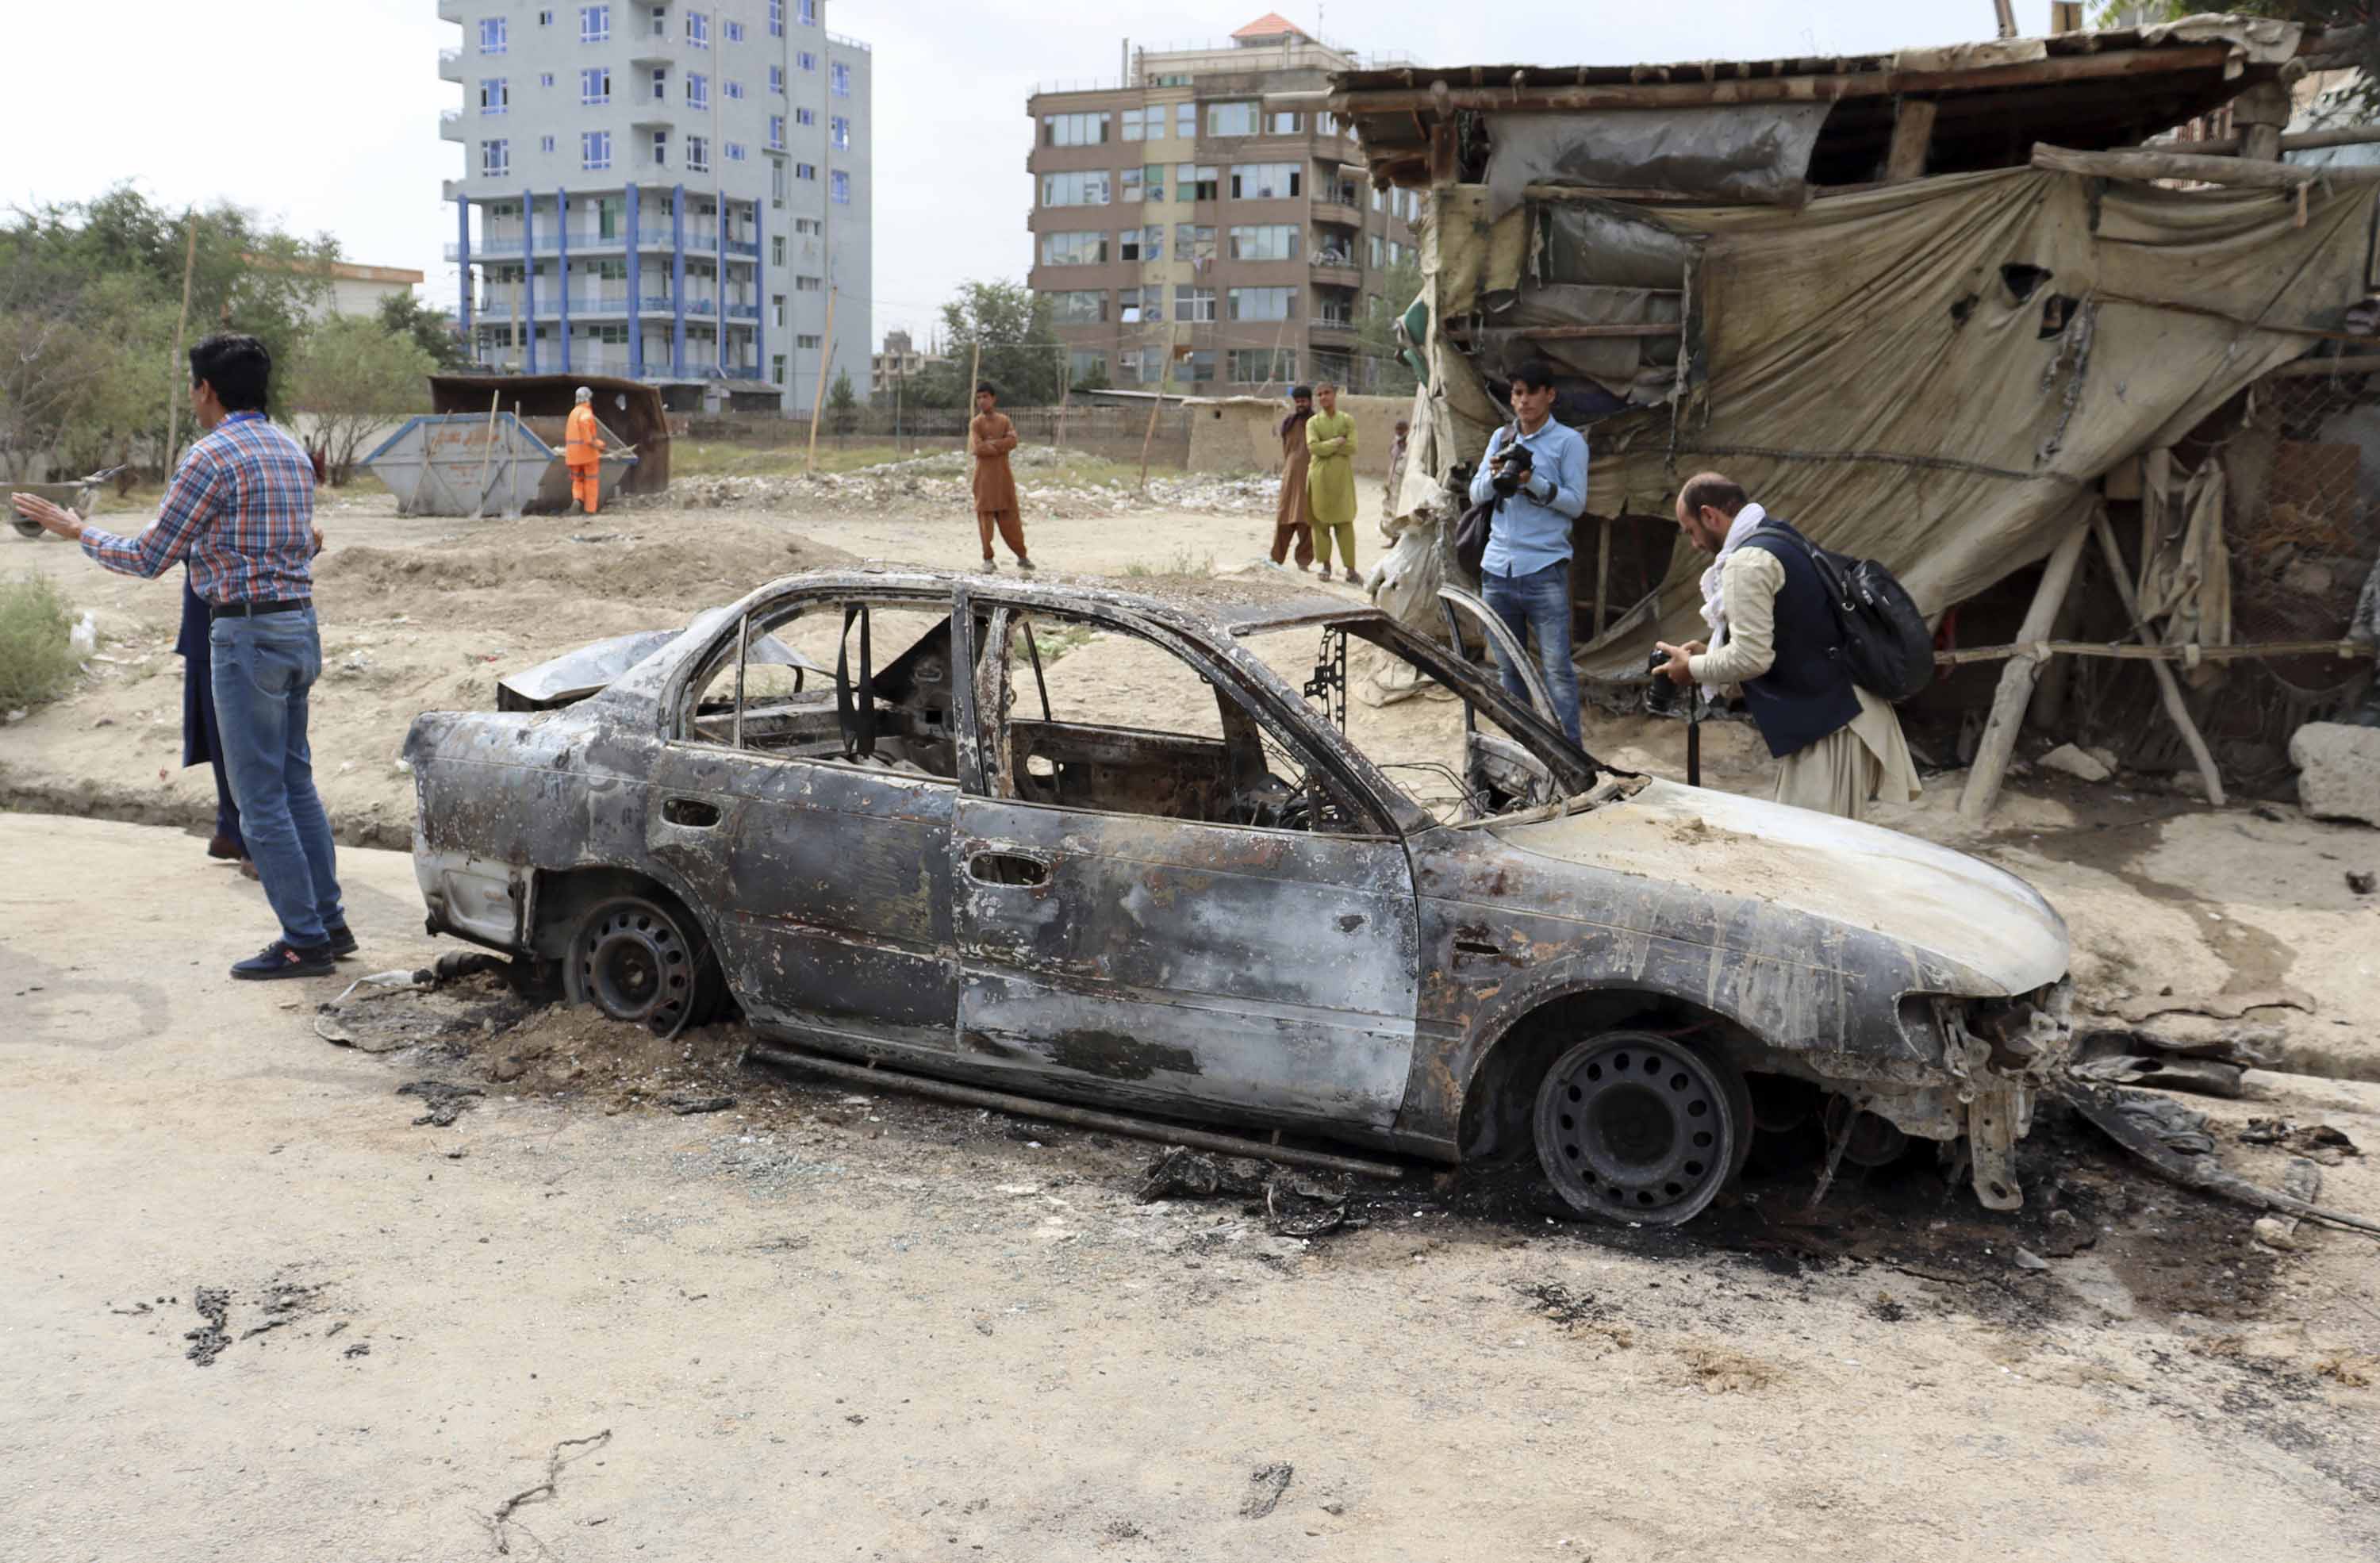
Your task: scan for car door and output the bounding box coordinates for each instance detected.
[643,589,960,1055]
[947,597,1420,1130]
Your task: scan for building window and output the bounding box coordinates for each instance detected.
[1182,349,1216,383]
[770,64,784,93]
[727,79,744,100]
[1068,351,1106,386]
[1039,231,1107,267]
[482,138,509,177]
[1372,186,1384,211]
[770,294,785,328]
[1038,171,1110,208]
[1175,102,1196,137]
[1173,285,1215,322]
[478,16,506,52]
[830,170,849,205]
[1118,225,1163,263]
[1317,111,1341,136]
[830,115,850,150]
[582,130,612,171]
[1050,290,1107,325]
[1039,112,1108,148]
[686,10,708,46]
[1228,286,1295,322]
[1173,224,1215,267]
[1369,234,1383,268]
[540,71,555,86]
[773,353,787,384]
[797,275,823,291]
[794,217,822,233]
[768,115,785,150]
[771,158,788,205]
[1175,163,1219,202]
[686,72,708,108]
[1119,287,1161,325]
[1121,107,1148,143]
[796,332,821,348]
[687,135,709,172]
[772,236,785,264]
[579,4,608,41]
[651,129,668,165]
[540,134,556,152]
[479,78,508,113]
[1265,109,1301,135]
[651,66,666,99]
[798,0,816,21]
[794,161,816,181]
[830,61,850,97]
[1228,225,1299,261]
[538,8,554,22]
[1205,100,1258,137]
[769,0,783,36]
[795,106,815,125]
[727,142,747,162]
[1230,163,1300,200]
[581,67,609,105]
[1120,167,1145,203]
[1228,348,1296,383]
[725,19,743,42]
[797,50,816,71]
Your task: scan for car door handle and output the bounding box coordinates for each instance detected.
[662,796,721,828]
[967,851,1050,888]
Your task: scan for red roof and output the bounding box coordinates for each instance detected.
[1233,12,1308,40]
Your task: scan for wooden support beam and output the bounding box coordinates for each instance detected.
[2232,80,2294,163]
[2090,509,2227,807]
[2033,141,2380,187]
[2266,352,2380,378]
[1444,322,1680,342]
[1958,517,2092,821]
[1934,637,2365,667]
[1884,96,1938,183]
[1329,44,2233,117]
[1592,517,1613,639]
[2139,124,2380,157]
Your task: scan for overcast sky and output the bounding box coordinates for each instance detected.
[10,0,2014,348]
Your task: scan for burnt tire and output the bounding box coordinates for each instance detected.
[1533,1030,1747,1226]
[563,894,722,1040]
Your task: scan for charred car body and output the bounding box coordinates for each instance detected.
[405,570,2073,1223]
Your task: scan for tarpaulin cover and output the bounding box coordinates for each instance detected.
[1484,105,1834,215]
[1395,166,2379,676]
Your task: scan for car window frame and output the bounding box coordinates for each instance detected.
[665,582,963,783]
[954,586,1403,841]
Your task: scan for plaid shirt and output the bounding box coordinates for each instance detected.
[81,412,316,605]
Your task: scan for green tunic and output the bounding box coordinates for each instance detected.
[1303,410,1358,526]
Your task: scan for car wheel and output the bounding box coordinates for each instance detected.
[564,895,721,1040]
[1533,1030,1748,1226]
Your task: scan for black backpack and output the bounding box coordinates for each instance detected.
[1758,520,1935,703]
[1451,424,1521,577]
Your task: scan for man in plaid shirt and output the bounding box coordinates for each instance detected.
[13,333,351,981]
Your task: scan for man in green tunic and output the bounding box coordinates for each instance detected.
[1303,382,1360,584]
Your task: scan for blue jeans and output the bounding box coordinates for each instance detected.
[1482,561,1583,743]
[210,608,344,947]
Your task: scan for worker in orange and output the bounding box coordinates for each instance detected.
[564,386,605,515]
[969,382,1034,572]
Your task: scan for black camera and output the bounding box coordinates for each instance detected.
[1645,648,1679,715]
[1488,443,1534,499]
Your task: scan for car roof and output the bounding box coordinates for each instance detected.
[735,566,1389,639]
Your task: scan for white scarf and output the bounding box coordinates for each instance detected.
[1696,501,1768,699]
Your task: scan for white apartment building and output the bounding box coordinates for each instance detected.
[439,0,871,413]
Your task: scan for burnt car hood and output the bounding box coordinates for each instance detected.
[497,625,824,711]
[1488,778,2068,997]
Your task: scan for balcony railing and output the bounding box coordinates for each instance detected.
[722,366,766,381]
[438,47,463,80]
[1310,316,1357,332]
[639,292,674,310]
[725,236,759,257]
[724,302,759,320]
[555,293,631,314]
[635,226,676,245]
[449,237,529,260]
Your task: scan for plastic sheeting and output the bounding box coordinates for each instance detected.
[1395,165,2380,676]
[1484,105,1833,214]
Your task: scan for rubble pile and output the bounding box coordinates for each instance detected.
[634,449,1284,521]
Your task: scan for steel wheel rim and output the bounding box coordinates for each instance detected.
[573,899,696,1038]
[1536,1034,1738,1224]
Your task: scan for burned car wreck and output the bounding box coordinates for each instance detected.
[405,570,2074,1224]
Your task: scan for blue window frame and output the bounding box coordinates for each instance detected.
[798,0,816,21]
[479,78,508,113]
[685,10,708,46]
[582,129,612,171]
[829,61,849,97]
[797,49,816,71]
[794,162,815,181]
[769,65,784,94]
[478,16,506,52]
[830,170,849,205]
[795,106,814,125]
[830,114,849,150]
[727,142,747,162]
[481,138,509,176]
[579,3,608,42]
[726,79,744,100]
[580,67,609,104]
[540,134,556,153]
[724,20,743,42]
[768,115,785,150]
[685,71,708,108]
[539,71,555,86]
[768,0,783,36]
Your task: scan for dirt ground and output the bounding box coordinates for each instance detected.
[6,466,2380,1557]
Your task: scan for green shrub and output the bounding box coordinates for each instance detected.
[0,574,80,708]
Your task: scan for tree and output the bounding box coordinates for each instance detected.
[827,367,858,434]
[1070,363,1113,395]
[1357,256,1425,399]
[289,315,438,485]
[377,291,473,371]
[918,280,1064,407]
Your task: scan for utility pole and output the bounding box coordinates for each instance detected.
[162,211,198,472]
[1991,0,2017,39]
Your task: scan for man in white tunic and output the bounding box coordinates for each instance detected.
[1654,473,1920,820]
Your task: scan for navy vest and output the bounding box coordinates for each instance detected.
[1730,521,1860,758]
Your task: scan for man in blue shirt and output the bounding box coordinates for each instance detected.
[1466,359,1589,742]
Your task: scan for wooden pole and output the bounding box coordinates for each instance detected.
[1883,97,1938,183]
[964,337,983,454]
[470,390,501,519]
[162,211,198,474]
[1054,375,1071,454]
[1592,517,1613,638]
[2033,142,2380,189]
[2091,509,2227,806]
[509,400,522,517]
[1957,515,2093,821]
[804,283,838,474]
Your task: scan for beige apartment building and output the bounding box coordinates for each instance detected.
[1025,14,1420,395]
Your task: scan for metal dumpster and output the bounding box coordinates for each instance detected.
[361,412,635,517]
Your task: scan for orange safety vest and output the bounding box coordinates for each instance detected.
[564,405,604,470]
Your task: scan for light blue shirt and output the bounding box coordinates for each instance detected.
[1467,417,1589,578]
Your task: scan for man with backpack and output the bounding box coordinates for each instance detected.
[1653,472,1920,820]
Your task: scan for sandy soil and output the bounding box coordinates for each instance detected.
[5,814,2379,1561]
[6,473,2375,1077]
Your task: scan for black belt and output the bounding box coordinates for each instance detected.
[209,597,310,620]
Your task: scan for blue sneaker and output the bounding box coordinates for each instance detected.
[231,940,336,981]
